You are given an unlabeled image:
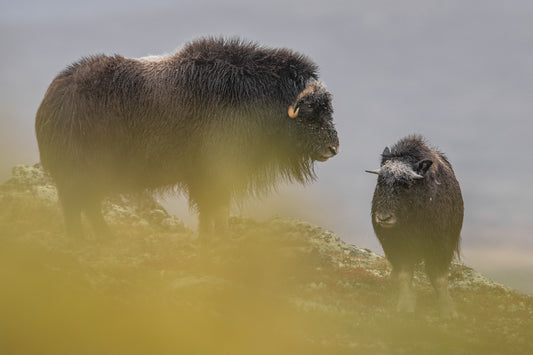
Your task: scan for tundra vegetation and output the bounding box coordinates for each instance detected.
[0,165,531,355]
[35,38,339,240]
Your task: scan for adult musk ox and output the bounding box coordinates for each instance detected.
[366,135,463,318]
[35,37,339,239]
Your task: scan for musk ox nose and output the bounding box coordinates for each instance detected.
[377,213,392,222]
[375,212,397,228]
[314,144,339,162]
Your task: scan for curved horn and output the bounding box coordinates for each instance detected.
[365,169,381,175]
[411,172,424,180]
[288,105,300,119]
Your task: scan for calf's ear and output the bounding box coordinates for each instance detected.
[417,159,433,176]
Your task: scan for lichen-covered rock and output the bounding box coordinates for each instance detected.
[449,263,509,291]
[1,164,190,233]
[1,164,58,204]
[6,164,55,188]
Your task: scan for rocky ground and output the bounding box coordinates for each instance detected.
[1,165,532,354]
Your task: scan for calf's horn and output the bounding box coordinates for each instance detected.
[365,169,381,175]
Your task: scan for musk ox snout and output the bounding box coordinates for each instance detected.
[314,144,339,162]
[374,212,397,228]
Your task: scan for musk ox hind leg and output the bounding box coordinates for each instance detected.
[56,181,110,239]
[83,194,111,238]
[56,183,84,238]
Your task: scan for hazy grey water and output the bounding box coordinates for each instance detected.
[1,0,532,293]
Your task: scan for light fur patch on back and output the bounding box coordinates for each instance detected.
[134,54,172,63]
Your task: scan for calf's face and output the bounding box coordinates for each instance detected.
[366,148,433,229]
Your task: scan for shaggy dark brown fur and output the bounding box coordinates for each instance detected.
[366,135,463,317]
[36,37,339,238]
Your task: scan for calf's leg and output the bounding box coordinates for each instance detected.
[395,266,416,313]
[427,264,457,319]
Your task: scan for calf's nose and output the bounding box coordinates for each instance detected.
[376,213,393,222]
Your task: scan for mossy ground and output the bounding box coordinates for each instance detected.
[1,166,532,354]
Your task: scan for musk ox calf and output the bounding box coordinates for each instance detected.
[366,135,463,317]
[35,37,339,239]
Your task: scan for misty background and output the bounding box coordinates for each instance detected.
[1,0,532,294]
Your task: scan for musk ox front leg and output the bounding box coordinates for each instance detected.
[197,199,230,239]
[189,183,231,241]
[426,263,457,318]
[394,267,416,314]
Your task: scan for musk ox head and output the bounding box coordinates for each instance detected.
[366,147,433,229]
[287,80,339,162]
